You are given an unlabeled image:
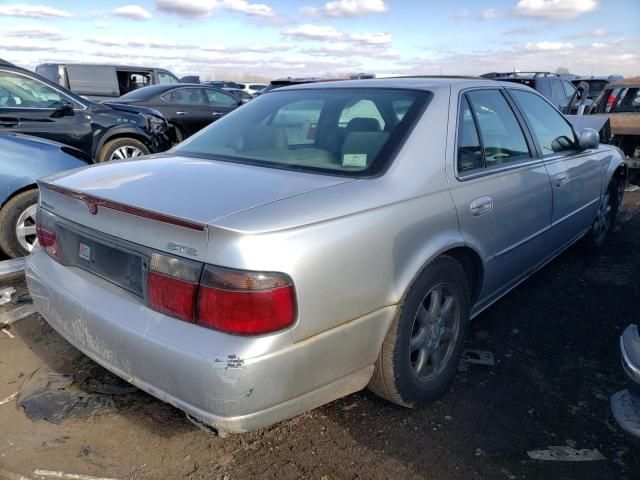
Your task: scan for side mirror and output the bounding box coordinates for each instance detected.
[52,100,74,118]
[578,128,599,150]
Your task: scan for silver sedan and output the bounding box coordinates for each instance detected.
[27,78,626,434]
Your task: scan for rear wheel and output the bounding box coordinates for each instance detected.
[98,138,149,162]
[368,256,470,407]
[0,189,39,258]
[170,124,184,145]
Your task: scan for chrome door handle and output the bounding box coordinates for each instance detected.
[176,111,188,116]
[470,196,493,216]
[554,173,569,187]
[212,112,223,118]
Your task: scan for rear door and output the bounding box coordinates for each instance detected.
[0,68,92,153]
[162,87,210,137]
[447,88,553,310]
[508,88,601,250]
[203,88,239,124]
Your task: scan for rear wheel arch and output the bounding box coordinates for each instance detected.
[1,183,38,210]
[98,135,151,162]
[95,130,152,160]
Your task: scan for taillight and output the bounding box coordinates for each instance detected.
[35,208,59,259]
[145,255,296,335]
[146,253,201,322]
[197,266,296,335]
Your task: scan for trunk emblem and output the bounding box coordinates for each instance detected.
[85,198,98,215]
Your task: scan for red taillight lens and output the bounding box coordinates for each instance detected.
[197,265,296,335]
[607,94,615,106]
[35,208,58,259]
[145,255,297,335]
[147,271,198,322]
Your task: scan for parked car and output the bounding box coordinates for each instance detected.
[223,88,253,103]
[244,83,267,95]
[112,84,242,144]
[611,324,640,441]
[205,80,244,90]
[484,72,584,113]
[588,77,640,172]
[36,63,182,102]
[0,62,171,161]
[0,133,91,257]
[27,78,626,435]
[572,75,624,100]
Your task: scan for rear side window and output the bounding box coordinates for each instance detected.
[550,79,566,100]
[611,88,640,113]
[175,88,430,177]
[205,89,238,107]
[460,89,531,171]
[168,88,205,104]
[510,89,577,155]
[457,97,482,172]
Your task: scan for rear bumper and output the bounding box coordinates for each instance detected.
[26,248,394,433]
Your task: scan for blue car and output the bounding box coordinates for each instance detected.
[0,133,91,257]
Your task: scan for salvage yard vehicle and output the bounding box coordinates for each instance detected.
[589,77,640,171]
[0,133,91,258]
[26,78,626,435]
[36,63,182,102]
[111,84,242,144]
[611,324,640,441]
[572,75,624,100]
[0,62,171,162]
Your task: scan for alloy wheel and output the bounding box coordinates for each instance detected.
[592,189,612,243]
[409,283,460,381]
[109,145,144,161]
[15,204,38,253]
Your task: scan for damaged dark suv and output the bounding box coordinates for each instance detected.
[0,60,171,162]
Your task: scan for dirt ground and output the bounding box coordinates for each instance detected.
[1,191,640,480]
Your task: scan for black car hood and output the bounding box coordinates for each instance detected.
[102,102,164,118]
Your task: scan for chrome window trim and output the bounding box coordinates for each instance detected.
[0,67,88,111]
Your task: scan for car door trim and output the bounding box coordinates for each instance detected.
[550,197,599,228]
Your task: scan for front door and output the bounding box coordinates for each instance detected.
[0,69,92,153]
[447,88,553,312]
[508,89,602,250]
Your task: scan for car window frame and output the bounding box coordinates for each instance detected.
[454,86,539,181]
[0,67,87,111]
[505,87,581,160]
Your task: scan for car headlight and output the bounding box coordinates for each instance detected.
[142,114,167,133]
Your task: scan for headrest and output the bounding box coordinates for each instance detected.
[345,117,381,133]
[341,131,390,168]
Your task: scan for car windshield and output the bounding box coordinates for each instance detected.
[175,88,429,176]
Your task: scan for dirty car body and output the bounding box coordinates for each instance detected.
[26,78,626,434]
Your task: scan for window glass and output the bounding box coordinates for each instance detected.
[457,96,483,172]
[510,89,577,155]
[562,80,576,97]
[205,89,239,107]
[392,99,413,121]
[175,88,428,176]
[550,79,566,100]
[466,90,531,167]
[596,87,621,113]
[249,84,266,90]
[338,99,385,130]
[271,99,324,145]
[171,88,205,104]
[0,71,63,108]
[158,71,180,84]
[612,88,640,113]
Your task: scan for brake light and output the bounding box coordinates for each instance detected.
[145,255,297,335]
[197,266,296,335]
[35,208,58,259]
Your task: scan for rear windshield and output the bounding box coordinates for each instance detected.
[175,88,430,176]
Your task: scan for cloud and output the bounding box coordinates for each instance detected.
[0,4,72,18]
[5,24,67,40]
[96,22,110,29]
[301,0,387,18]
[113,5,153,20]
[282,24,343,40]
[502,27,535,35]
[155,0,218,18]
[86,36,125,47]
[0,40,54,51]
[524,41,575,50]
[480,8,501,20]
[223,0,275,17]
[514,0,598,20]
[452,9,469,20]
[349,32,391,45]
[569,28,610,38]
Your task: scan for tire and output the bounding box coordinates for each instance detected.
[98,137,150,162]
[368,256,471,407]
[583,179,623,251]
[0,189,39,258]
[170,124,184,145]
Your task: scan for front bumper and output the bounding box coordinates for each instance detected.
[26,248,394,433]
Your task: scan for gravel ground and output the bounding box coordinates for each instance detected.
[1,190,639,480]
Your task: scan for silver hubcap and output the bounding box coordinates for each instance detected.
[16,204,38,253]
[592,190,612,242]
[109,145,143,161]
[409,284,460,381]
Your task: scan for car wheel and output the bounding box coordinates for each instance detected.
[584,179,622,250]
[98,138,150,162]
[170,124,183,145]
[368,255,470,407]
[0,189,39,258]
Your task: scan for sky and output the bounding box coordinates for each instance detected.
[0,0,638,81]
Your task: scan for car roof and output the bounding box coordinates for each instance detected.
[38,62,172,71]
[607,76,640,88]
[275,76,504,91]
[123,83,213,98]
